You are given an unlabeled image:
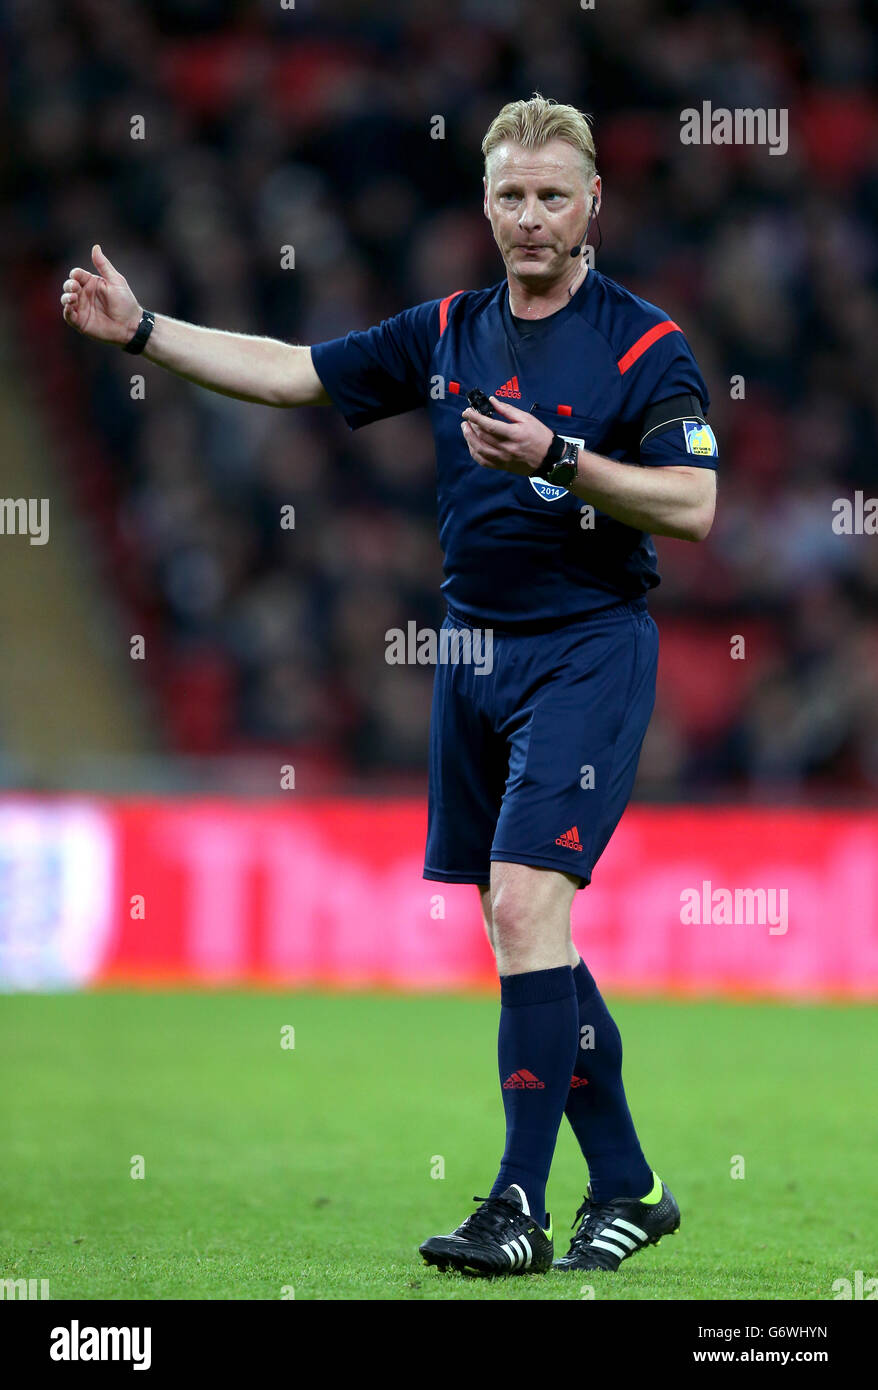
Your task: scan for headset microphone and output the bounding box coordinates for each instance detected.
[570,198,599,257]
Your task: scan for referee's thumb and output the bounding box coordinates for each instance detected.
[92,244,122,283]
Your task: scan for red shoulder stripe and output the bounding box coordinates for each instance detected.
[617,319,681,374]
[438,289,465,337]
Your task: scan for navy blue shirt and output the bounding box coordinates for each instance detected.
[311,268,717,627]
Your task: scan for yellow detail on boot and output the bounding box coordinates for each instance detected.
[639,1172,664,1205]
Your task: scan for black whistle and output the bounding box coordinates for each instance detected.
[465,388,497,418]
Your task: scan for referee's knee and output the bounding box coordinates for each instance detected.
[490,897,570,975]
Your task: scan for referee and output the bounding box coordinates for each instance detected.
[61,94,717,1278]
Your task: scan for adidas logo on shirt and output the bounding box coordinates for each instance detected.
[495,375,522,398]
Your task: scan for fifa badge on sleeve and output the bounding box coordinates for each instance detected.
[683,420,718,457]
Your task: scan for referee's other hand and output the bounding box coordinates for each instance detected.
[60,244,142,347]
[461,395,555,476]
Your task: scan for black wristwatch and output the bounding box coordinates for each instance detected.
[536,432,579,487]
[123,309,155,355]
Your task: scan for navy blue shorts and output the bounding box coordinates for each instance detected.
[423,598,658,889]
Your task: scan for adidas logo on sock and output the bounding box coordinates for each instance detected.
[495,375,522,398]
[502,1069,545,1089]
[555,826,583,851]
[569,1075,589,1088]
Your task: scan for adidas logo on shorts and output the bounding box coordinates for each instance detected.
[555,826,583,851]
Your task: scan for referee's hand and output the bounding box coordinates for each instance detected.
[60,245,142,347]
[461,395,555,476]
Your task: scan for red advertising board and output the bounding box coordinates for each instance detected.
[1,797,877,996]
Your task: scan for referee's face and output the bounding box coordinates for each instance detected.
[484,138,599,289]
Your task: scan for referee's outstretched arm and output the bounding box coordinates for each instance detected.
[60,245,329,409]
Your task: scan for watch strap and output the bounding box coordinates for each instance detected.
[539,432,566,470]
[537,434,578,482]
[123,310,155,355]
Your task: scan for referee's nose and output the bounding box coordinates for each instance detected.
[518,200,543,233]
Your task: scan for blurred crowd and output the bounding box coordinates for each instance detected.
[3,0,878,797]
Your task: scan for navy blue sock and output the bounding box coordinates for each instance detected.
[489,965,579,1228]
[564,959,652,1202]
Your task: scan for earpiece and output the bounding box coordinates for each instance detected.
[569,198,599,258]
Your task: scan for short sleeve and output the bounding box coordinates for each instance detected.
[310,300,441,430]
[624,326,718,470]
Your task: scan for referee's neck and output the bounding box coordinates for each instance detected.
[506,261,589,320]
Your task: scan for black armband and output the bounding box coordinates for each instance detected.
[639,392,706,447]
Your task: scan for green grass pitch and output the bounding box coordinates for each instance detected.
[1,991,875,1300]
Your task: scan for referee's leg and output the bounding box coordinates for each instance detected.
[481,862,652,1223]
[480,864,579,972]
[485,603,657,1208]
[482,863,581,1228]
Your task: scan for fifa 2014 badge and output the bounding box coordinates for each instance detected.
[530,477,568,502]
[528,432,584,501]
[683,420,718,457]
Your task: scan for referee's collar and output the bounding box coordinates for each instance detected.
[503,266,596,340]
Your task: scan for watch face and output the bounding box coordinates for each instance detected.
[549,460,577,487]
[549,440,579,486]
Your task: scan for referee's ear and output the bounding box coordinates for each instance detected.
[483,176,490,219]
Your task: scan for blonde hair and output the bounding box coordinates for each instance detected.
[482,93,597,182]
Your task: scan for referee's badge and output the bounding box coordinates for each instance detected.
[529,433,584,501]
[530,478,568,501]
[683,421,717,457]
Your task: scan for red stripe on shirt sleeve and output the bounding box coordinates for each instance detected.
[617,319,681,374]
[438,289,465,337]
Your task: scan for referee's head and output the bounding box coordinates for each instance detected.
[482,93,600,292]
